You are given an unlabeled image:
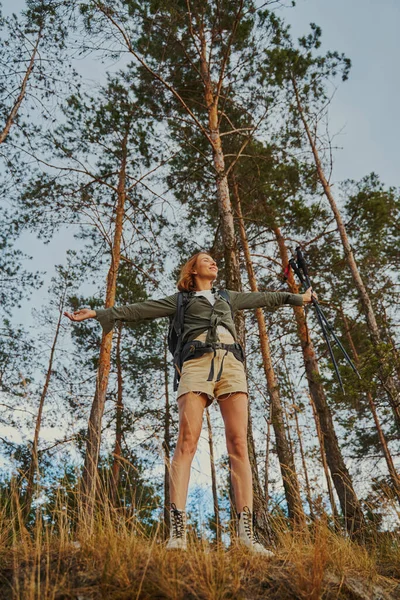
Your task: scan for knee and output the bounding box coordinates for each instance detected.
[175,431,199,458]
[227,435,248,461]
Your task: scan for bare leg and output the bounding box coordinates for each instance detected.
[219,393,252,512]
[169,392,208,510]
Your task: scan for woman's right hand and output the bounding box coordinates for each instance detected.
[302,287,318,304]
[64,308,97,322]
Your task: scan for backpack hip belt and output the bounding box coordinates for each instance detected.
[179,340,245,385]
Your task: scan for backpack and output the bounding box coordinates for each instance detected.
[168,289,233,390]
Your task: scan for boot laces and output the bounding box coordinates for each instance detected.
[170,503,185,539]
[242,506,253,540]
[242,506,261,544]
[252,512,261,544]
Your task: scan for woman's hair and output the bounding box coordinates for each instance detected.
[177,251,212,292]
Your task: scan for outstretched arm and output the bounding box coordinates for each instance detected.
[227,288,316,312]
[64,293,178,334]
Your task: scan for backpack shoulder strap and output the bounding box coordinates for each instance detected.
[217,289,233,319]
[173,292,191,339]
[175,291,190,335]
[218,289,230,303]
[171,291,191,392]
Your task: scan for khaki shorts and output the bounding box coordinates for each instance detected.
[176,331,248,407]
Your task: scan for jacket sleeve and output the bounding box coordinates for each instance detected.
[227,290,303,312]
[95,293,178,335]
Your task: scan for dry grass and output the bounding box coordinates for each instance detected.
[0,494,399,600]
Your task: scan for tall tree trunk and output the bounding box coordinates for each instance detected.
[280,342,315,520]
[292,405,315,521]
[282,395,295,458]
[82,131,129,519]
[264,417,271,505]
[292,76,400,431]
[340,309,400,506]
[274,225,366,537]
[197,29,272,538]
[227,468,236,546]
[206,408,221,543]
[309,393,341,531]
[233,177,306,527]
[163,336,171,539]
[110,324,123,506]
[246,402,276,543]
[23,285,67,521]
[199,30,241,294]
[0,26,42,145]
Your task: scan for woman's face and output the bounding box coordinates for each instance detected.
[192,253,218,281]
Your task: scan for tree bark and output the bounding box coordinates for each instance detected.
[82,131,129,519]
[309,393,341,531]
[292,76,400,431]
[110,324,123,506]
[233,178,306,527]
[274,225,366,537]
[206,408,221,543]
[198,30,241,292]
[264,417,271,505]
[246,401,276,544]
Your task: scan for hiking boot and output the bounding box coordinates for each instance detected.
[166,503,187,551]
[237,506,274,557]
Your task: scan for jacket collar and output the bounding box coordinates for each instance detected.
[191,287,217,295]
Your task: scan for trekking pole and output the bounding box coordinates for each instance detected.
[295,247,361,380]
[288,256,345,391]
[289,247,361,392]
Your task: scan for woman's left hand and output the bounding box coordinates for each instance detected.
[302,287,318,304]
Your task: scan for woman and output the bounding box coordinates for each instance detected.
[65,252,315,554]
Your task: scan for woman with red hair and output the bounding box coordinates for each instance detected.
[65,251,315,554]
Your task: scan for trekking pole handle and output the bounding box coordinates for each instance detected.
[289,258,306,288]
[296,246,309,279]
[289,257,317,308]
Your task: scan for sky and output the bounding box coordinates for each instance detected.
[2,0,399,521]
[285,0,400,187]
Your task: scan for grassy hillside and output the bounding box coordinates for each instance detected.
[1,497,399,600]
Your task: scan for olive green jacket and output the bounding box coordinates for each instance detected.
[95,289,303,345]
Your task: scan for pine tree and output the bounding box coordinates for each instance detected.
[265,23,400,430]
[233,177,306,526]
[12,70,170,519]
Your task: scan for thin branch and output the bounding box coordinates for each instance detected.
[95,2,213,144]
[219,127,254,137]
[215,0,244,103]
[0,25,43,144]
[226,108,269,177]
